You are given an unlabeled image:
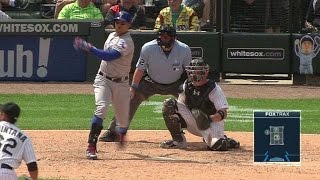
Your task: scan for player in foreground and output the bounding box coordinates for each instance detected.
[160,58,240,150]
[0,102,39,180]
[73,11,134,159]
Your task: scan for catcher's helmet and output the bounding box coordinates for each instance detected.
[157,25,176,48]
[114,11,133,23]
[185,58,210,83]
[0,102,21,124]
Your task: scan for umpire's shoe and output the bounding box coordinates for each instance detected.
[86,143,97,160]
[99,130,119,142]
[160,134,187,149]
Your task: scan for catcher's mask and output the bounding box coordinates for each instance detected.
[157,25,176,49]
[185,58,210,83]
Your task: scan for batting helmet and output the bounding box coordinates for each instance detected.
[114,11,133,24]
[185,58,210,83]
[0,102,21,124]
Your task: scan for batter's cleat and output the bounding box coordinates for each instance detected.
[86,144,97,160]
[99,130,119,142]
[224,135,240,149]
[160,135,187,149]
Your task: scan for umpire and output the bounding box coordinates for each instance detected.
[99,25,192,142]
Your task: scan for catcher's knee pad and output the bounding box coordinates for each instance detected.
[209,138,228,151]
[162,98,178,116]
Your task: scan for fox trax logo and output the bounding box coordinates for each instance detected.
[190,47,203,58]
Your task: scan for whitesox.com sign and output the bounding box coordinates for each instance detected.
[227,48,285,60]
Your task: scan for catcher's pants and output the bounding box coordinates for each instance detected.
[0,168,17,180]
[176,100,225,147]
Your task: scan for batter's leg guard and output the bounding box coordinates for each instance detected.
[88,123,103,144]
[86,122,103,160]
[162,98,185,143]
[209,138,228,151]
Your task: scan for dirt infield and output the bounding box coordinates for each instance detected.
[3,82,319,179]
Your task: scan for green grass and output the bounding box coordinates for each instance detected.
[1,94,319,134]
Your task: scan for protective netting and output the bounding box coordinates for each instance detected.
[228,0,294,33]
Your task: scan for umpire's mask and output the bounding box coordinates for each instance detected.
[185,58,210,84]
[157,25,176,49]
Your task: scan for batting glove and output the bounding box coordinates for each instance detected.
[73,36,92,51]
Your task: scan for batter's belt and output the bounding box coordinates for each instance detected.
[99,71,129,83]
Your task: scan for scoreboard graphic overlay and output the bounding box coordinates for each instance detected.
[254,111,301,164]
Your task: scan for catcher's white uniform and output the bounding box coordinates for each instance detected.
[177,81,229,147]
[0,121,37,179]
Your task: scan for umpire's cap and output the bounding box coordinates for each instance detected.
[158,25,176,37]
[0,102,21,124]
[114,11,133,24]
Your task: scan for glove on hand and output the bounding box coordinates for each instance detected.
[191,109,211,130]
[73,36,92,51]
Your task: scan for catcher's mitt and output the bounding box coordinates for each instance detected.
[191,109,211,130]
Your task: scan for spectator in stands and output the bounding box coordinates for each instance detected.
[264,0,289,33]
[183,0,214,29]
[104,0,145,29]
[304,0,320,33]
[100,0,118,14]
[154,0,200,31]
[0,9,11,19]
[54,0,115,19]
[57,0,104,19]
[0,0,29,10]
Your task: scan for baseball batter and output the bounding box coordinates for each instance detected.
[0,102,38,180]
[99,25,192,142]
[73,11,134,160]
[160,58,240,150]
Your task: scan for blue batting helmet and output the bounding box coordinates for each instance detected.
[114,11,133,24]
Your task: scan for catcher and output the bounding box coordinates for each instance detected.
[160,58,240,151]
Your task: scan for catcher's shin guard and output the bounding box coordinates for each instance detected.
[88,123,103,144]
[162,98,185,142]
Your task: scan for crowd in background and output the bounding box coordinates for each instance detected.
[1,0,319,33]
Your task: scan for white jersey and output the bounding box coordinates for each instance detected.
[99,31,134,78]
[177,81,229,146]
[0,121,37,169]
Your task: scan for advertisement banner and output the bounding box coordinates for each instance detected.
[0,36,86,81]
[292,34,320,75]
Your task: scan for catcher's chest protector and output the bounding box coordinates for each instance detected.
[185,80,217,116]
